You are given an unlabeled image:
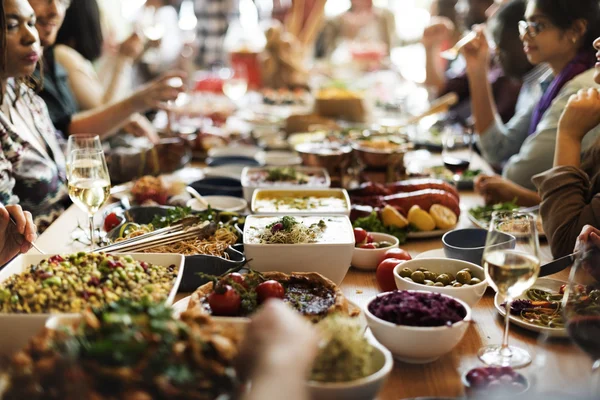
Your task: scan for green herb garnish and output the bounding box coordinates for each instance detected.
[150,206,193,229]
[469,200,520,225]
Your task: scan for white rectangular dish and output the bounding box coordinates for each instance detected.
[251,188,351,216]
[241,166,331,203]
[0,253,184,357]
[243,215,354,284]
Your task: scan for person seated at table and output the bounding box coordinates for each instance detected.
[0,204,37,266]
[532,77,600,257]
[28,0,184,141]
[54,0,144,110]
[0,0,71,232]
[319,0,397,58]
[423,0,522,123]
[468,0,600,206]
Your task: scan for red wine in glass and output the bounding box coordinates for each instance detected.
[443,156,470,175]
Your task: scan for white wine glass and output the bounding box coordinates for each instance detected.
[221,64,248,104]
[479,211,540,367]
[67,149,111,251]
[66,134,102,170]
[563,244,600,394]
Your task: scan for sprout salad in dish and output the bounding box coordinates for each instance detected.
[248,216,327,244]
[0,253,178,313]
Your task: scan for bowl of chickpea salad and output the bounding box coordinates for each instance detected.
[0,252,184,356]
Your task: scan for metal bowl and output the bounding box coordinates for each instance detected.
[351,139,412,168]
[294,142,354,172]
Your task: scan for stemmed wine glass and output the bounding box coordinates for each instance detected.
[67,149,111,251]
[66,134,102,162]
[221,64,248,104]
[563,244,600,393]
[442,126,473,185]
[479,211,541,367]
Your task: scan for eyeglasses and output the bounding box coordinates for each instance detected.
[518,20,548,38]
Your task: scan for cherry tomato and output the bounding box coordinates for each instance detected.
[366,232,374,243]
[360,243,377,249]
[379,248,412,264]
[103,212,123,232]
[376,258,406,292]
[208,285,241,316]
[353,228,368,244]
[224,272,246,287]
[256,280,285,303]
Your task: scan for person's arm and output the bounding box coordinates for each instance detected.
[67,71,185,138]
[533,167,600,258]
[100,33,144,105]
[422,17,454,95]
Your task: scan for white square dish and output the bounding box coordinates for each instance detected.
[251,188,351,216]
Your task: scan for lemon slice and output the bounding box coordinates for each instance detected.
[429,204,458,229]
[381,205,409,228]
[407,205,436,231]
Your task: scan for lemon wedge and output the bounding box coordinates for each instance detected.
[429,204,458,229]
[407,205,436,231]
[381,205,409,228]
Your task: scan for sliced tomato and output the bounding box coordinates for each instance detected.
[103,212,123,232]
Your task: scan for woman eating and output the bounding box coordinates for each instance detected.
[532,36,600,257]
[0,0,71,232]
[28,0,184,141]
[464,0,600,204]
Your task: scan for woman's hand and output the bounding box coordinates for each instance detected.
[558,88,600,143]
[575,225,600,253]
[236,300,319,382]
[123,113,160,144]
[119,32,145,60]
[0,205,37,266]
[460,25,489,77]
[422,16,454,50]
[132,71,187,111]
[475,175,540,206]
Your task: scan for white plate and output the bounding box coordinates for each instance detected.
[203,165,245,180]
[407,227,454,239]
[415,248,446,259]
[187,196,247,212]
[493,278,567,337]
[173,296,367,331]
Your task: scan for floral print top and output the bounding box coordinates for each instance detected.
[0,81,70,232]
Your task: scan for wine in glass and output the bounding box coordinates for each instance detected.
[221,65,248,102]
[67,149,111,251]
[479,211,540,367]
[564,245,600,393]
[442,126,473,185]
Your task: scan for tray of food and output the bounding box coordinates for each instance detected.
[251,188,351,216]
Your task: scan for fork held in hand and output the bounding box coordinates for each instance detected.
[9,215,45,254]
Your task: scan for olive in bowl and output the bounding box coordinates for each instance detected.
[393,258,488,307]
[352,231,399,271]
[462,366,529,398]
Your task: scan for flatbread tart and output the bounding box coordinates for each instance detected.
[188,271,358,322]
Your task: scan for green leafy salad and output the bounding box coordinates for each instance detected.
[352,211,408,244]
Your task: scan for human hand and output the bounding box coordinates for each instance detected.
[460,25,489,77]
[575,225,600,253]
[123,113,160,144]
[558,88,600,144]
[422,16,455,49]
[119,32,144,59]
[236,300,319,381]
[0,204,37,266]
[132,71,187,111]
[475,174,527,205]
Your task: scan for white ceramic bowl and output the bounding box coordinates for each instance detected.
[207,145,260,159]
[352,232,399,271]
[243,215,354,284]
[255,150,303,166]
[186,195,247,212]
[365,290,472,364]
[307,338,393,400]
[0,253,185,357]
[393,258,488,307]
[241,166,331,203]
[251,188,351,216]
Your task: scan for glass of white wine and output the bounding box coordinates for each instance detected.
[221,64,248,103]
[67,149,111,251]
[479,211,540,368]
[66,134,102,168]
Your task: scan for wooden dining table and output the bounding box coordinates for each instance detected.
[31,151,593,399]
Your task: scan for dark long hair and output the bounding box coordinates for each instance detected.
[0,0,41,105]
[55,0,103,62]
[530,0,600,50]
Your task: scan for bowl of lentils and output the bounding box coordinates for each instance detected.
[364,290,471,363]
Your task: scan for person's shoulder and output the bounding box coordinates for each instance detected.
[562,68,596,92]
[53,45,88,68]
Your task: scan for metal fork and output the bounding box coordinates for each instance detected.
[9,215,45,254]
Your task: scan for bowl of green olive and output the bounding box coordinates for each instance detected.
[393,258,487,307]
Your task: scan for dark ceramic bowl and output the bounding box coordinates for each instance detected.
[442,228,515,266]
[179,244,246,292]
[189,177,243,198]
[206,156,260,167]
